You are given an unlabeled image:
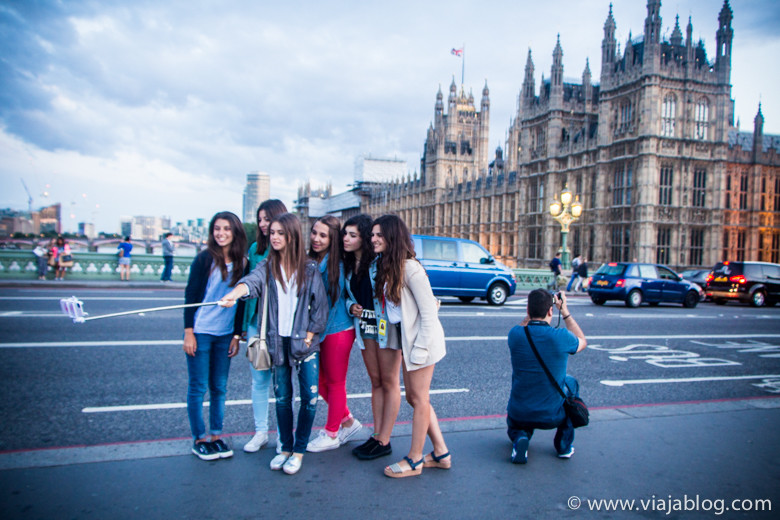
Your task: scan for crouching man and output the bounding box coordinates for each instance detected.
[507,289,587,463]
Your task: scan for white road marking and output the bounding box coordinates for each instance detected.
[82,388,470,413]
[601,374,780,387]
[2,334,780,348]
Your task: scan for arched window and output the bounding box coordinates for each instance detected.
[662,94,676,137]
[694,99,709,140]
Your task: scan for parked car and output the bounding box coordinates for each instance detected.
[588,262,702,308]
[411,235,517,305]
[705,261,780,307]
[680,269,711,286]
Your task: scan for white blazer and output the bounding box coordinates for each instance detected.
[399,259,446,371]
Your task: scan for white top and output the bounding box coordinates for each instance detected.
[385,285,402,324]
[275,265,298,337]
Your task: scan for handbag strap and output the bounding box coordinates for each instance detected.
[523,326,567,400]
[259,281,269,340]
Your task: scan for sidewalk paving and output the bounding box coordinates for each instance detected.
[1,397,778,519]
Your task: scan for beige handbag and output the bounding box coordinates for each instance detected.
[246,284,272,371]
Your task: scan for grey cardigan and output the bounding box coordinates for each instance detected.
[238,259,328,365]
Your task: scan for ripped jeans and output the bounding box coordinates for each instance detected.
[273,336,319,454]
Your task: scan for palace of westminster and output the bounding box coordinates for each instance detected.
[296,1,780,270]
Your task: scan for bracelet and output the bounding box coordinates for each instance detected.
[562,314,571,320]
[233,335,241,340]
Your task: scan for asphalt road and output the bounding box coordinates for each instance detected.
[1,286,779,452]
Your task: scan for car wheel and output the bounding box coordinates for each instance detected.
[714,298,727,305]
[683,290,700,308]
[751,290,766,307]
[487,283,508,305]
[458,296,474,303]
[590,297,605,305]
[626,289,642,308]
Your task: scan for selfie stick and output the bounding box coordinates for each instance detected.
[59,296,224,324]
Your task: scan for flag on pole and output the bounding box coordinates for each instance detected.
[450,48,463,57]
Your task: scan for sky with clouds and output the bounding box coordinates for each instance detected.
[1,0,778,233]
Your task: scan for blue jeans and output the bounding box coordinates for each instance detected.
[186,333,233,440]
[566,274,579,291]
[247,324,271,434]
[274,337,319,454]
[507,375,579,455]
[161,256,173,281]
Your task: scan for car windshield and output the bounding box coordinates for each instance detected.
[596,263,626,276]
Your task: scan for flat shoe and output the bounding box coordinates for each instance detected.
[422,450,451,469]
[384,456,424,478]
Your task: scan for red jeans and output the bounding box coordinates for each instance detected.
[318,328,357,434]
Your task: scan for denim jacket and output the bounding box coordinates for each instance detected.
[238,259,328,365]
[345,258,391,350]
[319,254,354,341]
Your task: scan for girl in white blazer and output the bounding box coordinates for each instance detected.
[371,215,451,478]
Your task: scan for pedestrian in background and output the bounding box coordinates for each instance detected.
[566,254,582,292]
[306,216,362,453]
[53,236,72,281]
[371,215,450,479]
[548,251,562,291]
[220,212,328,475]
[344,214,400,461]
[160,232,175,282]
[241,199,288,454]
[33,241,48,280]
[183,211,248,461]
[506,289,587,464]
[574,257,588,293]
[117,236,133,281]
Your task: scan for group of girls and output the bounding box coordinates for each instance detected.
[184,202,450,477]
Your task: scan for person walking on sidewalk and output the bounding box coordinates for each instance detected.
[574,257,588,293]
[344,214,399,461]
[305,216,362,453]
[241,199,287,454]
[183,211,248,461]
[117,237,133,281]
[220,213,328,475]
[566,254,581,292]
[371,215,450,479]
[160,233,175,282]
[548,252,562,291]
[506,289,587,464]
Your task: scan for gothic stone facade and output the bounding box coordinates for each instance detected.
[363,1,777,271]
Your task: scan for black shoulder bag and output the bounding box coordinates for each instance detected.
[523,326,589,428]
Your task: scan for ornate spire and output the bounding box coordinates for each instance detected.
[670,14,683,46]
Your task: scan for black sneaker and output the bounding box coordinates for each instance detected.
[211,438,234,459]
[355,439,392,460]
[192,441,219,461]
[351,437,378,458]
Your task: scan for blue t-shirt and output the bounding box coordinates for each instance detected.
[320,254,353,340]
[118,242,133,258]
[194,262,237,336]
[507,321,578,425]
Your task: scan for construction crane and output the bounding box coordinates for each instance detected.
[20,179,33,213]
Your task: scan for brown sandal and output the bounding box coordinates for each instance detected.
[423,450,451,469]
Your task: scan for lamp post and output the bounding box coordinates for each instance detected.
[549,184,583,269]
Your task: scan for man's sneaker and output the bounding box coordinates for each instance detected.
[557,446,575,459]
[282,455,303,475]
[354,439,392,460]
[243,432,269,453]
[211,438,233,458]
[511,435,529,464]
[192,441,219,461]
[307,430,341,452]
[338,419,363,445]
[270,453,289,471]
[352,436,378,458]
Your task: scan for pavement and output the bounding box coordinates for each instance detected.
[1,280,778,518]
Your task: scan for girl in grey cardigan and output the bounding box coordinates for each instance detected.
[221,213,328,475]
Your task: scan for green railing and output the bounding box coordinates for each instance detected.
[0,250,192,281]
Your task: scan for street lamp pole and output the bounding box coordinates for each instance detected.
[549,184,583,270]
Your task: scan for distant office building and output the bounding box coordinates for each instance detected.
[171,219,209,244]
[78,222,96,239]
[38,203,61,234]
[119,216,170,240]
[243,172,271,223]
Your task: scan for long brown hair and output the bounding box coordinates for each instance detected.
[207,211,247,286]
[343,214,374,280]
[255,199,288,255]
[267,213,308,296]
[373,214,416,305]
[309,215,342,304]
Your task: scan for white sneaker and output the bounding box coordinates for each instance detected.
[338,419,363,444]
[269,453,289,471]
[283,455,303,475]
[306,430,341,452]
[243,431,268,453]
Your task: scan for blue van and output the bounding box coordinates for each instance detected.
[411,235,517,305]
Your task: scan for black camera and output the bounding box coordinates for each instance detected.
[550,290,562,301]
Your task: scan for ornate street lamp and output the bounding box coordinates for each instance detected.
[548,184,583,269]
